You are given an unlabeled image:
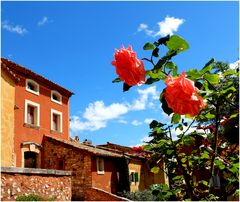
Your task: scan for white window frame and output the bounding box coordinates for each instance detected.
[51,109,63,133]
[26,79,39,95]
[96,157,105,175]
[24,99,40,127]
[51,90,62,105]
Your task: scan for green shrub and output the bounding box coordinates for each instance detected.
[118,190,157,201]
[16,194,43,201]
[16,194,54,201]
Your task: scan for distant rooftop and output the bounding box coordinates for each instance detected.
[44,135,124,158]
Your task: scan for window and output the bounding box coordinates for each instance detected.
[24,151,37,168]
[51,90,62,105]
[96,157,104,174]
[26,79,39,95]
[130,171,139,183]
[56,158,65,170]
[25,100,40,127]
[51,109,62,133]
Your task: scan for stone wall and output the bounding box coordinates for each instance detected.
[1,70,16,167]
[84,187,128,201]
[1,167,72,201]
[42,137,92,200]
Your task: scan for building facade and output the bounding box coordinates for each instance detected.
[97,142,169,192]
[1,63,19,167]
[1,58,73,168]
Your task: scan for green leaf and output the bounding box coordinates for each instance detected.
[166,35,189,53]
[123,83,132,92]
[112,77,121,83]
[145,77,160,85]
[171,113,181,124]
[222,69,237,76]
[157,35,170,45]
[186,69,202,80]
[172,175,183,181]
[199,180,209,186]
[147,69,165,79]
[151,166,160,174]
[150,120,159,129]
[152,48,159,57]
[166,149,174,155]
[205,112,215,119]
[143,42,155,50]
[229,113,238,120]
[215,159,225,170]
[165,61,175,69]
[200,58,214,74]
[176,124,183,131]
[201,150,209,159]
[160,90,173,115]
[204,73,220,84]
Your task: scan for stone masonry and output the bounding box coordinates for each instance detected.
[1,167,72,201]
[42,137,92,200]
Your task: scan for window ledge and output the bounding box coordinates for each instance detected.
[23,123,40,129]
[97,171,105,175]
[50,130,62,134]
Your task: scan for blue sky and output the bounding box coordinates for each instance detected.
[1,1,239,146]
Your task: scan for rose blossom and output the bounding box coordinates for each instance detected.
[164,72,205,116]
[112,46,146,86]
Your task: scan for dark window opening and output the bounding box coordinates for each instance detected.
[27,81,38,92]
[130,172,139,183]
[24,151,37,168]
[56,158,65,170]
[52,93,60,101]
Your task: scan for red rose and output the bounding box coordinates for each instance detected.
[112,46,146,86]
[165,72,205,116]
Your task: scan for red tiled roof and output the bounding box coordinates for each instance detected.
[97,142,152,159]
[44,135,123,158]
[1,57,74,97]
[1,61,20,83]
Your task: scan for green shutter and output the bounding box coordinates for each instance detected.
[134,172,139,182]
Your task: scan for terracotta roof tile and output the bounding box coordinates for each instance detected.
[44,135,123,158]
[1,57,74,97]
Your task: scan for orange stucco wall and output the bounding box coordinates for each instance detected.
[91,157,119,194]
[14,74,70,167]
[1,70,16,166]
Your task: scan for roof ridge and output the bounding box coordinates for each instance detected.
[1,57,74,96]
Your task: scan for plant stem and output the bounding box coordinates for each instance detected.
[208,100,220,191]
[168,126,195,200]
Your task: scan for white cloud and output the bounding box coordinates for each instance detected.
[141,136,153,143]
[130,86,159,110]
[37,16,50,26]
[118,119,128,124]
[155,16,184,37]
[137,16,184,37]
[144,118,154,124]
[1,21,27,35]
[70,86,160,132]
[229,60,240,70]
[131,120,142,126]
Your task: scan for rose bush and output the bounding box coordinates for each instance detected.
[164,72,205,116]
[112,35,239,201]
[112,46,146,86]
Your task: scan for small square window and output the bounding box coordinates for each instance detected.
[26,79,39,95]
[51,109,62,133]
[129,171,139,183]
[97,157,104,174]
[51,91,62,105]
